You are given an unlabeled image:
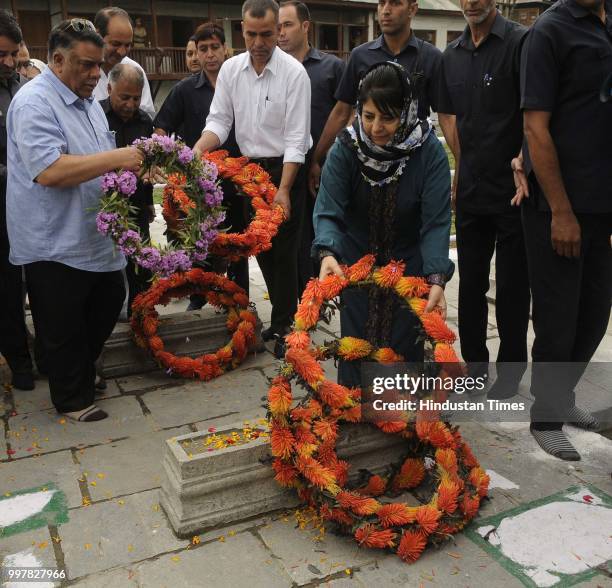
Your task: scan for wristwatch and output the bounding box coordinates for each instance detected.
[426,273,447,289]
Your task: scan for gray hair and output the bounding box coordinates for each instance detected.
[108,63,144,89]
[242,0,279,19]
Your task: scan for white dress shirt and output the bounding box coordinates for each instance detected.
[93,55,155,118]
[204,47,311,164]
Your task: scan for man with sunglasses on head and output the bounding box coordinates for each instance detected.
[92,6,155,118]
[6,19,143,422]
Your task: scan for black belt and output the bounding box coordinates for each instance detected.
[248,156,284,168]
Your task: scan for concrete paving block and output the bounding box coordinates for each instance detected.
[0,528,57,572]
[0,451,83,508]
[257,519,376,586]
[336,533,523,588]
[116,371,181,394]
[142,370,270,429]
[76,427,191,501]
[71,566,138,587]
[59,489,187,580]
[6,397,156,458]
[12,380,122,416]
[135,532,292,588]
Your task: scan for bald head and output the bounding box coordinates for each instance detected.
[107,63,144,122]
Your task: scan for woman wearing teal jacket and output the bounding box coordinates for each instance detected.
[312,62,454,386]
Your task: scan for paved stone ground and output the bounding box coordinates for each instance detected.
[1,242,611,587]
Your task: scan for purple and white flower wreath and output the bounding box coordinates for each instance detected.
[96,134,225,277]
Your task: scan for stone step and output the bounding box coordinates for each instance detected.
[100,309,264,379]
[160,422,407,538]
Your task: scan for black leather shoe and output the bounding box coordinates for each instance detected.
[261,327,275,342]
[12,372,35,391]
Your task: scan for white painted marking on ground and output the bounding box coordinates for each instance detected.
[0,489,55,527]
[484,501,612,587]
[2,549,57,588]
[486,469,519,490]
[565,487,604,506]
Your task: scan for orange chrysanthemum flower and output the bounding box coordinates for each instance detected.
[460,493,480,520]
[461,442,480,469]
[395,276,429,299]
[284,331,311,350]
[397,531,427,563]
[336,492,382,516]
[319,274,348,299]
[437,477,460,514]
[268,378,292,417]
[376,503,417,528]
[435,448,458,476]
[301,279,324,304]
[294,299,321,331]
[354,525,396,549]
[272,459,298,486]
[416,421,456,449]
[376,421,408,433]
[355,474,387,497]
[346,254,375,282]
[285,348,325,388]
[270,426,295,459]
[321,506,354,526]
[337,337,373,361]
[420,312,456,344]
[318,380,353,409]
[373,260,405,288]
[295,455,337,490]
[393,458,425,490]
[407,297,428,317]
[370,348,404,364]
[415,504,442,535]
[312,418,339,443]
[468,467,490,498]
[433,342,461,364]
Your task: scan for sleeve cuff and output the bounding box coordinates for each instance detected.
[29,150,62,183]
[203,121,228,146]
[283,147,305,164]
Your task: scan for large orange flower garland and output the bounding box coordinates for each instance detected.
[205,150,285,261]
[161,150,284,261]
[130,268,257,380]
[268,255,489,562]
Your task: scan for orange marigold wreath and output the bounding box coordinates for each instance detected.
[268,255,489,562]
[162,150,284,262]
[131,268,257,380]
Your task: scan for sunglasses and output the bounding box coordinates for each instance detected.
[58,18,96,33]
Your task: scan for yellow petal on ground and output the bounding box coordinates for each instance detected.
[127,545,134,552]
[84,543,91,550]
[171,556,180,563]
[38,542,48,549]
[218,536,225,542]
[97,473,105,479]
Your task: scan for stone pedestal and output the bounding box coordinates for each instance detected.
[101,309,265,379]
[160,422,406,538]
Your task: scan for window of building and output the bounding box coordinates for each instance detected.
[447,30,463,44]
[413,29,437,45]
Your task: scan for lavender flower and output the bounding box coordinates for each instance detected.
[117,229,142,256]
[178,146,194,165]
[117,171,138,196]
[96,211,120,235]
[136,246,162,270]
[101,172,118,193]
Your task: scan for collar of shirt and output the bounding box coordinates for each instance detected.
[42,66,93,107]
[566,0,612,19]
[304,46,323,62]
[368,32,420,56]
[99,97,149,124]
[195,70,214,89]
[240,46,280,76]
[457,11,507,50]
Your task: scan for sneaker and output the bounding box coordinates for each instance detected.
[94,375,107,391]
[261,327,275,342]
[11,372,35,391]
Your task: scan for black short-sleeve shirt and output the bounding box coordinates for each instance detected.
[335,34,442,119]
[438,14,527,214]
[520,0,612,213]
[153,71,240,155]
[303,47,345,148]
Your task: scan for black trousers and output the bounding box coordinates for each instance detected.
[126,217,152,315]
[224,179,250,295]
[522,205,612,424]
[455,206,530,382]
[25,261,125,413]
[255,161,305,334]
[0,247,32,375]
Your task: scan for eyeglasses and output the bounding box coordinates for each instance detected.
[58,18,96,34]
